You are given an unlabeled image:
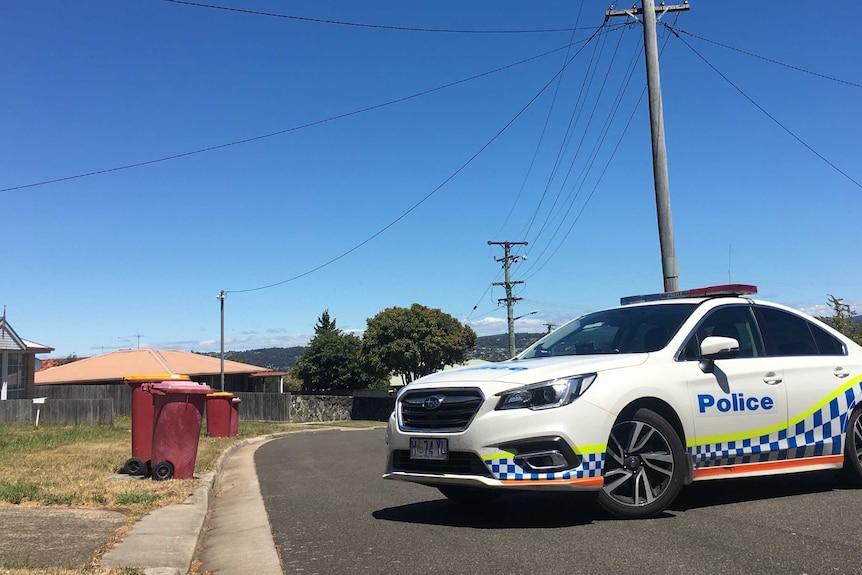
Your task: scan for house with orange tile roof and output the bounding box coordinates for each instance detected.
[35,348,280,393]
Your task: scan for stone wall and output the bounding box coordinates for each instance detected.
[289,395,353,423]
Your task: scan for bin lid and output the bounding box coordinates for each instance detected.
[207,392,235,398]
[124,373,190,383]
[145,381,213,395]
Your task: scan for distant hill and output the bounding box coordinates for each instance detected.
[198,347,305,372]
[470,332,546,362]
[202,333,547,372]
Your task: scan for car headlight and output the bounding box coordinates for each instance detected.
[495,374,596,411]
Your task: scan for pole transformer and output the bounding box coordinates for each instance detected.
[606,0,688,292]
[488,240,528,358]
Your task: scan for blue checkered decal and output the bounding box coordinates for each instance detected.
[690,380,861,468]
[483,451,604,481]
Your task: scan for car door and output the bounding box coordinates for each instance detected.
[680,304,788,469]
[753,305,861,459]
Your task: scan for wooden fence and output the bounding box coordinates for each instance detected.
[9,385,395,425]
[32,384,132,415]
[233,392,291,422]
[0,399,113,425]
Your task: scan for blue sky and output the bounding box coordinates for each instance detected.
[4,1,860,358]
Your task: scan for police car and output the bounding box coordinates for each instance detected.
[383,285,862,518]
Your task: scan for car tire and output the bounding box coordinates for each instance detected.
[438,486,501,505]
[597,408,686,519]
[842,408,862,486]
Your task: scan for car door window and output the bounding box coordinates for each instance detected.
[681,305,763,360]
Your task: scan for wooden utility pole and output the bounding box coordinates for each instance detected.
[488,240,528,358]
[606,1,688,292]
[217,290,225,392]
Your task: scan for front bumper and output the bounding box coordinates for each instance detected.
[383,390,614,492]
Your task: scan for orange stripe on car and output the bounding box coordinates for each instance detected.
[693,455,844,480]
[500,476,604,487]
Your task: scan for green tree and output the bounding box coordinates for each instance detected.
[315,309,338,335]
[817,295,862,346]
[363,303,477,384]
[283,369,303,392]
[293,311,380,391]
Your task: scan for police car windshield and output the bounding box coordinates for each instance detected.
[521,303,697,358]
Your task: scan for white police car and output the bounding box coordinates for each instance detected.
[383,285,862,518]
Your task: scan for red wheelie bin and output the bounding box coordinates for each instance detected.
[122,374,191,477]
[205,392,234,437]
[144,380,213,480]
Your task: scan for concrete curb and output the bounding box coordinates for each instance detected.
[100,470,214,574]
[100,434,282,574]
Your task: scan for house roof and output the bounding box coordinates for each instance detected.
[23,339,54,354]
[35,349,268,385]
[0,317,54,353]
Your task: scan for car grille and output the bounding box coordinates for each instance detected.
[399,388,483,432]
[391,450,493,477]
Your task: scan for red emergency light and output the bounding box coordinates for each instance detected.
[620,284,758,306]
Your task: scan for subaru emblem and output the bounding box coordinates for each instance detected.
[423,395,444,410]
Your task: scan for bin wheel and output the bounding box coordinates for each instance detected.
[123,457,146,477]
[153,461,174,481]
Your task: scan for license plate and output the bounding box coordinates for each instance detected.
[410,437,448,461]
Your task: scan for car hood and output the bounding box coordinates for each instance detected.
[408,354,648,388]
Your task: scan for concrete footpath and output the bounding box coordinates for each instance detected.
[101,435,283,575]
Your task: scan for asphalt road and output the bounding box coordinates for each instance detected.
[256,428,862,575]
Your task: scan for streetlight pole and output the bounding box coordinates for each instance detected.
[217,290,225,392]
[512,310,538,357]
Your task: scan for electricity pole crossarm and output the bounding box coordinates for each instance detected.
[605,2,690,19]
[488,240,528,359]
[606,1,688,293]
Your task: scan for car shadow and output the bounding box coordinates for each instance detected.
[375,471,849,528]
[670,469,843,511]
[373,491,607,528]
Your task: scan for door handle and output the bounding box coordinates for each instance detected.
[763,372,783,385]
[834,367,850,378]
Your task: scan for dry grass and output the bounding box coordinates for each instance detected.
[0,417,384,574]
[0,418,299,518]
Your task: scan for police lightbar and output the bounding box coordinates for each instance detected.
[620,284,757,305]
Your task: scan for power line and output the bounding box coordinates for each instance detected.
[524,24,631,250]
[520,11,682,282]
[521,20,613,243]
[1,38,593,194]
[670,27,862,89]
[163,0,597,34]
[666,24,862,190]
[493,2,590,238]
[226,25,609,295]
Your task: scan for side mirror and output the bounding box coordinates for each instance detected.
[698,336,739,374]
